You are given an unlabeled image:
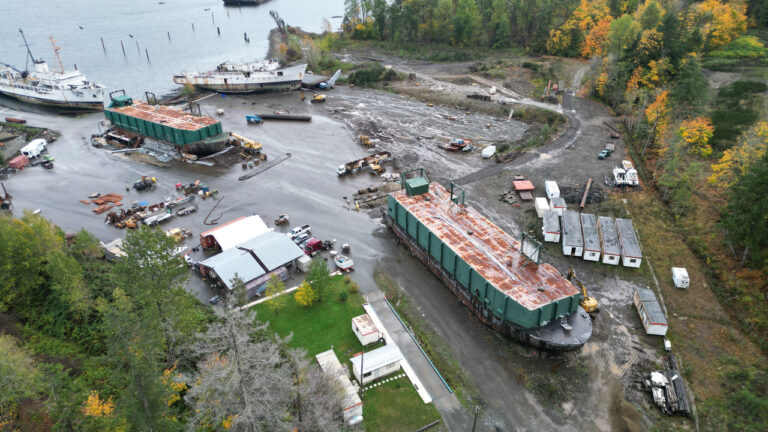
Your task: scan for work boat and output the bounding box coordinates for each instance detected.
[0,30,105,111]
[173,60,307,94]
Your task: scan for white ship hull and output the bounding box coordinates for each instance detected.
[173,64,306,94]
[0,67,105,111]
[0,85,104,110]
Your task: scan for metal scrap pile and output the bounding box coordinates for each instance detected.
[644,354,692,417]
[559,184,605,205]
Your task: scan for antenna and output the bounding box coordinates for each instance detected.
[19,29,36,70]
[49,36,64,73]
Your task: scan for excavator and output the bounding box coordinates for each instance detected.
[566,268,599,315]
[230,133,262,155]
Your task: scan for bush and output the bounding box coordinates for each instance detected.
[521,62,541,72]
[344,276,359,293]
[347,63,401,87]
[338,290,348,302]
[710,36,768,59]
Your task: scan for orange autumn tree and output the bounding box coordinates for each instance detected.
[82,391,115,417]
[695,0,748,50]
[547,0,610,57]
[582,16,613,57]
[679,116,715,157]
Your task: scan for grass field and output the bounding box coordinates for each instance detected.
[254,273,442,430]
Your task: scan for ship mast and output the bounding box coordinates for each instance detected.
[49,36,65,74]
[18,29,37,70]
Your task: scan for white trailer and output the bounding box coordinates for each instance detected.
[580,213,601,262]
[672,267,689,289]
[20,138,47,158]
[633,287,668,336]
[616,218,642,268]
[549,197,567,216]
[597,216,620,265]
[544,180,560,199]
[542,211,560,243]
[562,210,583,257]
[534,197,550,218]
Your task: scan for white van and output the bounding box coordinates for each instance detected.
[21,139,47,158]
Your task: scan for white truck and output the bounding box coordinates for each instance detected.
[20,139,47,158]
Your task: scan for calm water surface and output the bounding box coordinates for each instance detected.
[1,0,344,96]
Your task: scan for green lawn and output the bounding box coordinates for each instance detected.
[362,378,442,432]
[253,275,366,361]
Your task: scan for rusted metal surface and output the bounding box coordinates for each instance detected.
[107,100,219,131]
[512,180,534,191]
[392,183,579,311]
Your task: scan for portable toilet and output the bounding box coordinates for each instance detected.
[672,267,689,289]
[534,197,550,218]
[544,181,560,200]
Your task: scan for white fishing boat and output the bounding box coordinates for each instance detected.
[173,59,306,94]
[0,30,105,111]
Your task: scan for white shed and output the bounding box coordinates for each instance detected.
[633,287,668,336]
[597,216,620,265]
[350,344,403,385]
[316,350,363,426]
[672,267,689,289]
[534,197,550,218]
[562,210,583,257]
[482,145,496,158]
[580,213,601,262]
[542,211,561,243]
[544,180,560,199]
[616,218,642,268]
[549,197,567,216]
[352,314,381,346]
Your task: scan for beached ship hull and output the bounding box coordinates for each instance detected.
[0,71,105,111]
[382,208,592,352]
[223,0,269,5]
[172,64,306,94]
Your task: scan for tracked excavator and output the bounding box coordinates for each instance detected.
[567,268,599,315]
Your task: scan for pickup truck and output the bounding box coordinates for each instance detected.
[302,238,323,255]
[289,224,311,238]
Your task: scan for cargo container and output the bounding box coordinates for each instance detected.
[382,170,591,351]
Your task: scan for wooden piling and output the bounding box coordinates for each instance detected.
[135,40,140,53]
[167,31,171,41]
[191,23,195,32]
[120,40,126,56]
[100,37,106,52]
[580,177,593,209]
[217,27,220,36]
[211,11,214,23]
[145,49,150,62]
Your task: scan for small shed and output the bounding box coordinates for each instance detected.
[542,211,560,243]
[534,197,550,218]
[544,180,560,199]
[297,255,312,272]
[316,350,363,426]
[580,213,601,262]
[597,216,620,265]
[513,180,534,201]
[672,267,689,289]
[8,154,28,170]
[350,344,403,385]
[616,218,642,268]
[562,210,583,257]
[482,145,496,158]
[352,314,381,346]
[549,197,567,216]
[633,287,668,336]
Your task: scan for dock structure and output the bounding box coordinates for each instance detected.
[580,213,601,262]
[616,218,642,268]
[384,172,591,351]
[562,210,584,257]
[597,216,620,265]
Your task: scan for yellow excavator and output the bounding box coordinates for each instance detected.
[566,268,599,315]
[230,132,262,154]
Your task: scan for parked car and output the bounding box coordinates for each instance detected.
[209,295,220,305]
[289,224,311,239]
[598,149,612,159]
[292,233,310,245]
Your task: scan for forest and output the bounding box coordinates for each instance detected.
[0,216,347,431]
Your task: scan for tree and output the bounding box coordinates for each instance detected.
[636,0,664,30]
[721,153,768,267]
[264,274,288,316]
[695,0,748,50]
[295,281,316,307]
[307,259,332,302]
[547,0,610,56]
[581,16,612,57]
[0,335,41,412]
[669,54,708,112]
[606,14,639,57]
[679,116,715,157]
[232,274,247,306]
[454,0,481,46]
[286,349,346,430]
[185,301,293,431]
[489,0,512,48]
[710,121,768,187]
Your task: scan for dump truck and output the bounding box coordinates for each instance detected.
[336,151,393,176]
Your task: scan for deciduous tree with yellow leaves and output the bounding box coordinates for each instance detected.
[679,116,715,157]
[710,121,768,187]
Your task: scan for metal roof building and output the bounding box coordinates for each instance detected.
[597,216,620,265]
[350,344,403,385]
[199,215,270,250]
[580,213,600,262]
[315,350,363,426]
[542,211,560,243]
[562,210,583,257]
[616,218,642,268]
[198,231,303,296]
[633,287,668,336]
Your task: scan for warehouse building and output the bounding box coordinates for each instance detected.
[198,231,303,299]
[199,215,270,250]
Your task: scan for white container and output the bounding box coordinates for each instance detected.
[534,197,550,218]
[21,138,47,158]
[544,180,560,199]
[482,145,496,158]
[672,267,689,288]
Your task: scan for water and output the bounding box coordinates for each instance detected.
[0,0,344,97]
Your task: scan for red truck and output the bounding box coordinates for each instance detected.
[302,238,323,256]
